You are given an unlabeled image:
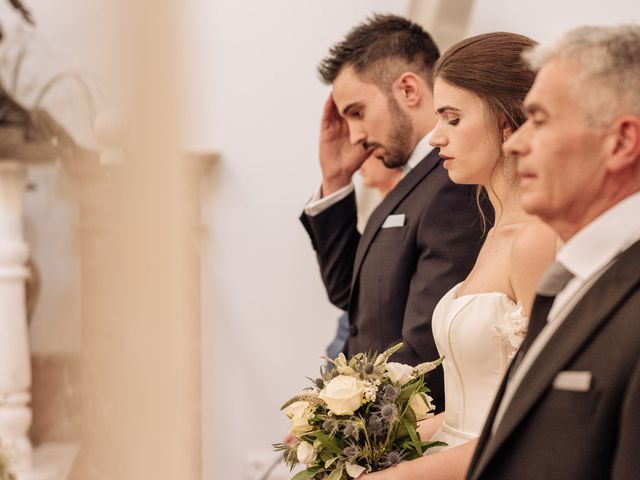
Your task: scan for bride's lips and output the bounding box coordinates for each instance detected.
[440,154,454,168]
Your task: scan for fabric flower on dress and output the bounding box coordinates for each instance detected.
[493,297,528,360]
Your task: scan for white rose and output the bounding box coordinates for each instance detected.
[284,401,313,435]
[409,393,435,421]
[296,441,317,464]
[345,462,367,478]
[319,375,365,415]
[386,362,415,386]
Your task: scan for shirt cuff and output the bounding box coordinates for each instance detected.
[304,183,354,217]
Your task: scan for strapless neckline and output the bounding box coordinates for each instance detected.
[451,282,517,305]
[429,281,528,452]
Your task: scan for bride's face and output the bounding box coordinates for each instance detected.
[430,79,504,186]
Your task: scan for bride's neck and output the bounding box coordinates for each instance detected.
[483,176,527,229]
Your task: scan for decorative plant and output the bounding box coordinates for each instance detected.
[0,0,81,163]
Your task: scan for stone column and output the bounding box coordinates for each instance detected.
[0,161,32,472]
[0,161,56,480]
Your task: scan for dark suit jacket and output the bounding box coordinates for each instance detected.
[468,239,640,480]
[300,149,485,410]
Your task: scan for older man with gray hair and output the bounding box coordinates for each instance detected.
[467,25,640,480]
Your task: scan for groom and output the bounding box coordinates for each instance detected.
[300,14,485,411]
[468,25,640,479]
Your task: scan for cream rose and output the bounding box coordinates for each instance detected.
[318,375,365,415]
[345,462,367,478]
[296,441,317,464]
[386,362,415,386]
[409,393,435,421]
[284,401,313,435]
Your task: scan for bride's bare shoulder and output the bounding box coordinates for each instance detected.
[511,219,557,257]
[509,220,557,313]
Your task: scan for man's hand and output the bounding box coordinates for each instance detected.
[319,95,370,196]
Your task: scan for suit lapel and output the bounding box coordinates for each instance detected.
[472,239,640,478]
[349,149,441,297]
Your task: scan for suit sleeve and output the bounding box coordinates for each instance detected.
[398,176,484,407]
[613,355,640,479]
[299,191,360,310]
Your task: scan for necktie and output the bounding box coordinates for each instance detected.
[512,261,574,371]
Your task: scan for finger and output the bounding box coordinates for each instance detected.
[324,94,344,127]
[327,93,340,118]
[321,95,337,129]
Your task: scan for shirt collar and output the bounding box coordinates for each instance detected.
[405,131,436,172]
[558,191,640,281]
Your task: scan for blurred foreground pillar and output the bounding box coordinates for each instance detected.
[70,0,201,478]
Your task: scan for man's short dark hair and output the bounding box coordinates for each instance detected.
[317,14,440,90]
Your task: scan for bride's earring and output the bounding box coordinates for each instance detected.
[501,132,510,181]
[503,153,510,181]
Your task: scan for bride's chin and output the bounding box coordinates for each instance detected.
[446,170,473,186]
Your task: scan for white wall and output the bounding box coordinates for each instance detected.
[468,0,640,40]
[183,2,410,479]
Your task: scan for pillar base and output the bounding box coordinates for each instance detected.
[13,442,79,480]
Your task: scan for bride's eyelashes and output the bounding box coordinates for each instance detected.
[448,118,460,126]
[530,114,546,127]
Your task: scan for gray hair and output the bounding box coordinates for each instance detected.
[524,25,640,127]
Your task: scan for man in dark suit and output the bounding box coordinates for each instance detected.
[300,14,485,411]
[468,25,640,479]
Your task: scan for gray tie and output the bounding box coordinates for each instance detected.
[537,261,575,297]
[511,261,574,370]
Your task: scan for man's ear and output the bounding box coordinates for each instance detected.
[394,72,422,107]
[605,115,640,173]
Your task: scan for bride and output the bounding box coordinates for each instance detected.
[361,32,557,479]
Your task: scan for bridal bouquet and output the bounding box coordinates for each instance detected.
[275,343,445,479]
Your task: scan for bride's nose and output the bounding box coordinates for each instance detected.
[429,126,448,148]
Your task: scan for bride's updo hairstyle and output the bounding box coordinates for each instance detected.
[433,32,537,226]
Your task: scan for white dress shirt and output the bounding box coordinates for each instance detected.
[304,132,435,216]
[493,191,640,430]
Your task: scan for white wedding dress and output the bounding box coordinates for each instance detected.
[428,282,528,450]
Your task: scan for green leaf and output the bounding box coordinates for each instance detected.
[422,440,448,452]
[324,456,338,468]
[401,417,423,455]
[402,404,417,424]
[396,419,409,439]
[291,466,323,480]
[314,432,343,456]
[400,444,422,459]
[397,380,422,406]
[319,449,333,463]
[327,466,344,480]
